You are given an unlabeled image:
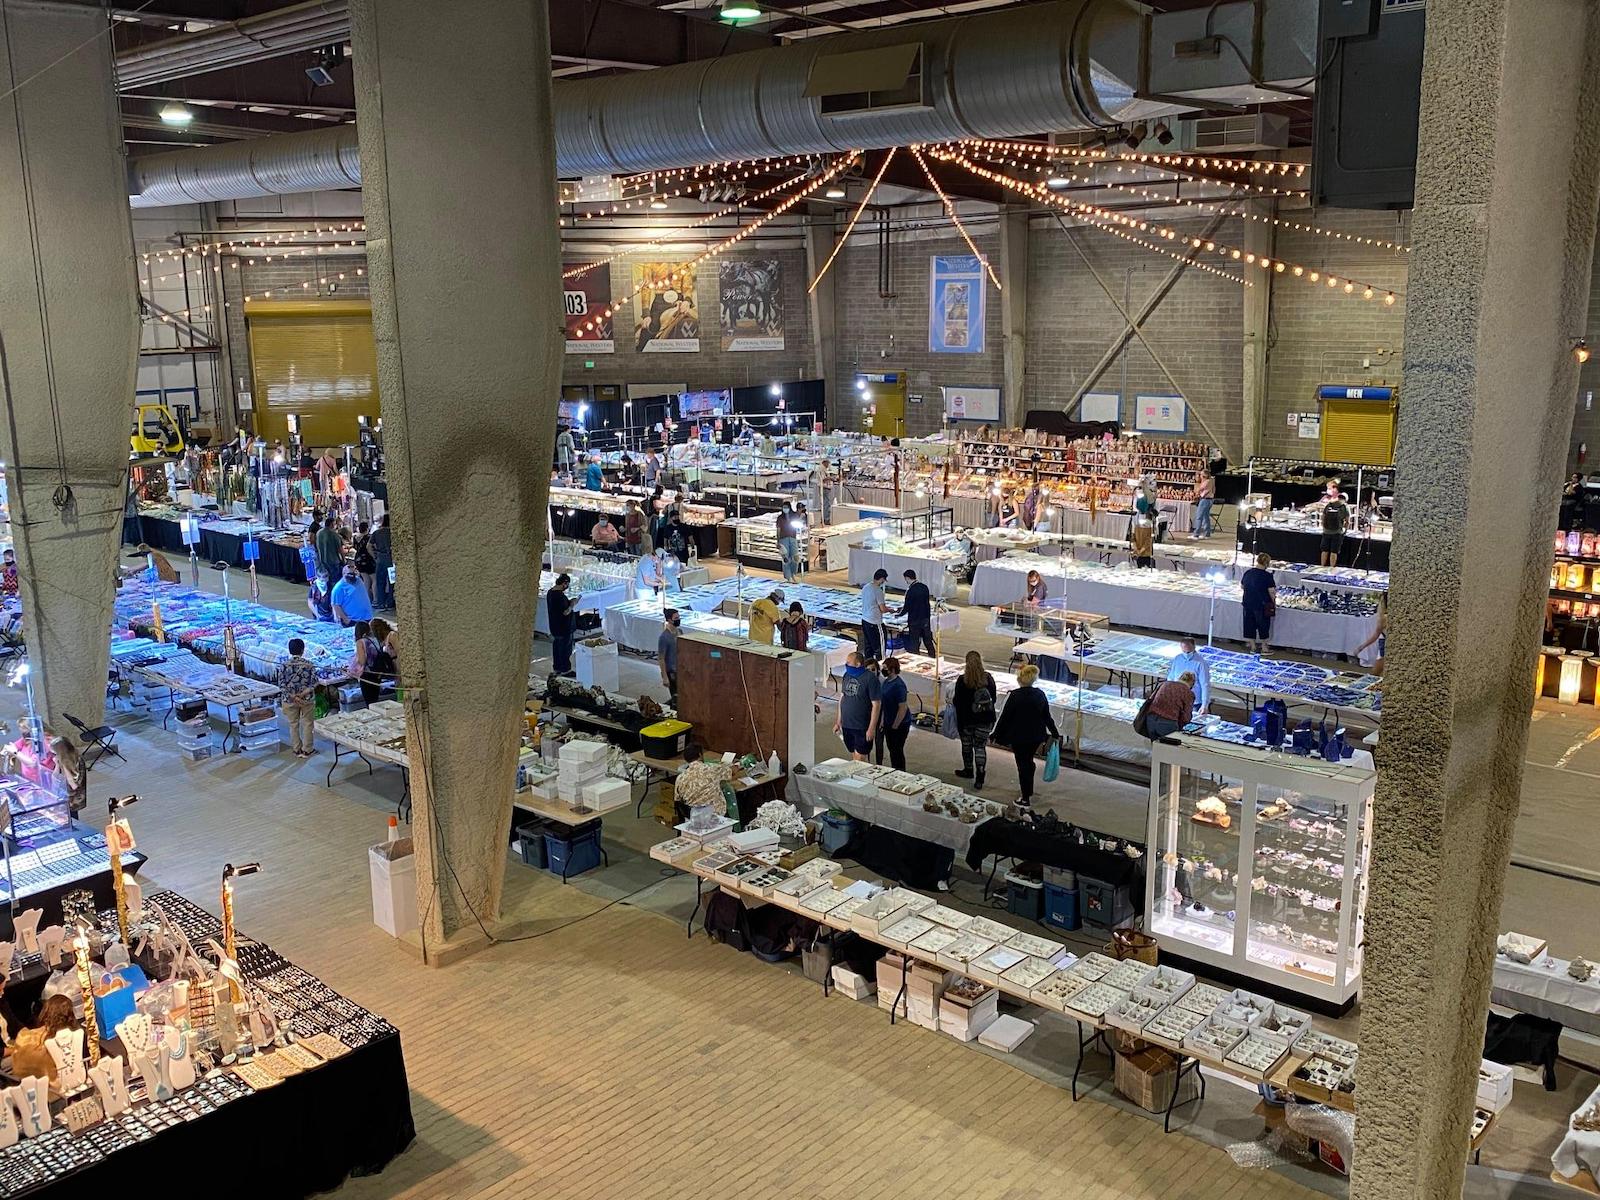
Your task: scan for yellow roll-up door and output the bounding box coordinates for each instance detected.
[245,299,378,447]
[1321,397,1397,465]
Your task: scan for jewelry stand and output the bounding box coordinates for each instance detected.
[88,1054,130,1117]
[162,1026,196,1091]
[11,909,39,955]
[36,926,64,968]
[6,1077,48,1137]
[45,1028,87,1093]
[0,1085,17,1148]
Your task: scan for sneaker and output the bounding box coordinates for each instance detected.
[954,768,973,778]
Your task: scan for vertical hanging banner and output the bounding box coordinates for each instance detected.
[632,262,701,353]
[718,259,785,351]
[928,254,986,354]
[563,263,614,354]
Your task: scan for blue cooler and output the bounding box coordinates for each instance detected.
[1043,882,1080,931]
[545,819,604,879]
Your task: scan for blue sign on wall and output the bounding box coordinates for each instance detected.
[1318,385,1395,401]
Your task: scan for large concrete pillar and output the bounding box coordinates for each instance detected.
[0,2,139,735]
[1354,4,1600,1197]
[1239,202,1273,461]
[350,0,562,954]
[999,207,1029,427]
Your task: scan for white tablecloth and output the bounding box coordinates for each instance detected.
[1553,1081,1600,1182]
[535,578,628,636]
[972,560,1371,656]
[846,545,962,599]
[599,597,850,685]
[1493,952,1600,1035]
[790,770,990,853]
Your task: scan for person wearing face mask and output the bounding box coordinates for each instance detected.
[658,607,681,702]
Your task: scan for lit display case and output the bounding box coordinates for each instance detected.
[1145,739,1374,1007]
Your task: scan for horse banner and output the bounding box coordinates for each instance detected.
[632,262,701,353]
[718,258,785,351]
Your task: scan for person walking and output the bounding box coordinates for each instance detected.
[307,568,335,622]
[584,453,605,491]
[547,573,578,676]
[353,520,377,602]
[277,637,318,757]
[992,662,1059,811]
[834,651,880,763]
[877,657,912,770]
[1240,551,1277,655]
[1141,672,1196,740]
[776,503,799,583]
[331,564,373,626]
[778,601,810,650]
[1191,470,1216,540]
[370,513,394,610]
[658,607,681,702]
[315,515,343,579]
[952,650,997,789]
[859,568,888,659]
[748,589,782,646]
[895,569,936,656]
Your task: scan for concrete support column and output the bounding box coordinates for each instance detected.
[999,207,1028,427]
[1354,4,1600,1198]
[350,0,562,954]
[1239,202,1273,461]
[802,205,839,412]
[0,1,139,734]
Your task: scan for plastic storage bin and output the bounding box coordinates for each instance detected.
[1006,874,1044,921]
[818,811,859,855]
[369,842,419,937]
[1043,882,1080,931]
[640,719,691,759]
[545,822,604,879]
[516,820,548,869]
[1079,874,1135,930]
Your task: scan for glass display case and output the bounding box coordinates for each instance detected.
[1146,739,1374,1007]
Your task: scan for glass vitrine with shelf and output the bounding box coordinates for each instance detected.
[1146,739,1374,1006]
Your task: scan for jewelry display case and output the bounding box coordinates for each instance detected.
[1145,739,1374,1007]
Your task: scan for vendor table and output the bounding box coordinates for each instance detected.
[846,543,964,599]
[535,574,629,636]
[789,770,992,855]
[135,512,307,580]
[600,598,851,685]
[1238,522,1391,572]
[1554,1081,1600,1189]
[1492,950,1600,1037]
[971,557,1375,657]
[1,889,412,1200]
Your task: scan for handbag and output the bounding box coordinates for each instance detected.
[941,702,959,740]
[1042,738,1061,783]
[1131,695,1155,739]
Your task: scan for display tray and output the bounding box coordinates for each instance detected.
[0,821,148,929]
[0,890,414,1199]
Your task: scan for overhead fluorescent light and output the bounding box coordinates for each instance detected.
[720,2,762,22]
[158,102,193,126]
[825,185,846,199]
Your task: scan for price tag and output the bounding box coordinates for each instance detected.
[106,818,137,854]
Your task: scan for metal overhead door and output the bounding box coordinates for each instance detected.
[245,299,378,448]
[1321,397,1397,465]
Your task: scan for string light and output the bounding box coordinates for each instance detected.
[809,148,897,294]
[909,145,1002,291]
[952,136,1306,179]
[928,147,1401,303]
[139,223,365,267]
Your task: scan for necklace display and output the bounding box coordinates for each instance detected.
[162,1027,196,1091]
[45,1030,86,1093]
[11,909,40,955]
[37,926,66,969]
[0,1082,17,1149]
[88,1055,130,1118]
[6,1077,49,1138]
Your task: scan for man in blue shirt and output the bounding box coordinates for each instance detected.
[658,607,680,702]
[834,652,881,761]
[330,565,372,626]
[1166,636,1210,715]
[859,569,888,660]
[895,569,935,656]
[584,455,604,491]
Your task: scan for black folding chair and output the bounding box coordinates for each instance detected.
[63,712,123,770]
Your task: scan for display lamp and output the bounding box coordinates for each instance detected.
[220,862,263,1002]
[72,925,101,1065]
[107,794,140,944]
[1559,654,1584,705]
[824,185,847,200]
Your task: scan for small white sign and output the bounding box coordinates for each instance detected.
[1286,412,1300,426]
[1297,417,1321,439]
[237,391,253,410]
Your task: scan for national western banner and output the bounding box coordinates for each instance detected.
[928,253,986,354]
[632,262,700,353]
[563,262,614,354]
[718,258,785,351]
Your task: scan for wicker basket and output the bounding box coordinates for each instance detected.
[1109,928,1159,965]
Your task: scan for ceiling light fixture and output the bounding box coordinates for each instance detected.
[650,197,668,210]
[158,102,193,126]
[1576,339,1591,364]
[1045,176,1070,190]
[824,185,846,199]
[1154,121,1174,146]
[719,2,761,22]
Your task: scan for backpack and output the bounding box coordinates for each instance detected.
[353,535,376,573]
[970,679,995,717]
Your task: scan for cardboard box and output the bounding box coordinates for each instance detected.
[907,962,956,998]
[1477,1059,1513,1114]
[1113,1045,1179,1113]
[587,777,631,811]
[907,994,940,1031]
[831,965,875,1001]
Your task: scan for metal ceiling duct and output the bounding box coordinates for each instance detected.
[127,0,1316,208]
[115,0,348,89]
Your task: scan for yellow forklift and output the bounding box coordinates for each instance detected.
[129,401,186,462]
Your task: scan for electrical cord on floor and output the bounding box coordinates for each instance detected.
[491,868,685,944]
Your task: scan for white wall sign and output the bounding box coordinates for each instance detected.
[1286,412,1299,426]
[1081,392,1120,424]
[1134,394,1187,434]
[1298,416,1322,439]
[942,385,1001,422]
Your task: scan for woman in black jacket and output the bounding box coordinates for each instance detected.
[951,650,997,790]
[992,663,1059,809]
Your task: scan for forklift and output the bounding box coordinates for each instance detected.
[129,401,186,463]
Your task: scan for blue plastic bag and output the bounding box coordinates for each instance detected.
[1042,738,1061,783]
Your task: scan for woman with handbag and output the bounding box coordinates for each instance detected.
[951,650,997,789]
[1141,672,1197,740]
[992,663,1059,811]
[1239,551,1277,655]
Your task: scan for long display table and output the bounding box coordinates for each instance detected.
[134,512,306,581]
[971,557,1376,657]
[846,543,965,599]
[1238,522,1391,572]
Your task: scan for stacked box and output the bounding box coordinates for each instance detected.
[906,961,956,1031]
[585,777,631,812]
[939,978,999,1043]
[876,952,909,1016]
[831,966,875,1001]
[558,741,609,804]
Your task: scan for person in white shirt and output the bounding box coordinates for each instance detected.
[1166,636,1210,714]
[859,569,888,659]
[634,551,665,600]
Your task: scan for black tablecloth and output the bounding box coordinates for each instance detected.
[1235,524,1391,571]
[847,824,955,891]
[964,818,1145,913]
[47,1030,414,1198]
[549,503,719,557]
[136,515,306,581]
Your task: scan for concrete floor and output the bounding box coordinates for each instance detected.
[82,531,1600,1197]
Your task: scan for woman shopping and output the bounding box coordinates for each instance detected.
[951,650,997,790]
[992,663,1059,811]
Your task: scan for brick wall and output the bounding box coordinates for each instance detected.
[559,247,817,394]
[1260,208,1412,460]
[1026,215,1246,457]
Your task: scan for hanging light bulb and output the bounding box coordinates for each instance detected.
[159,102,194,126]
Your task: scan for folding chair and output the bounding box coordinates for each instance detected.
[63,712,123,770]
